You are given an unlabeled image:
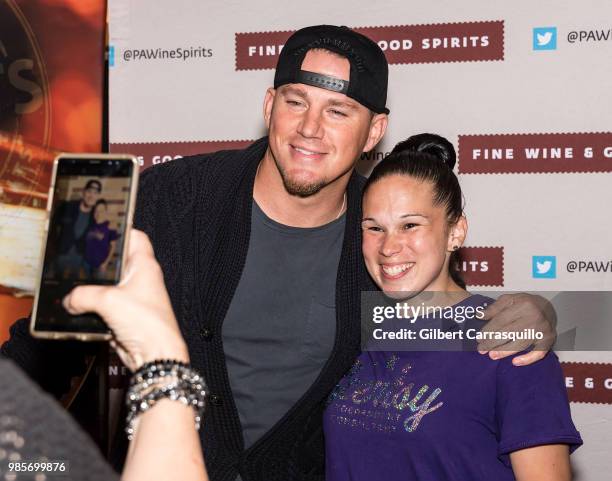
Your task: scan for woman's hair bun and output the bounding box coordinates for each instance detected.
[391,133,456,170]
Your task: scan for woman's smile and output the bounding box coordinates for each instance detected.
[380,262,416,279]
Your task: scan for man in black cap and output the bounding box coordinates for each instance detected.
[50,179,102,279]
[2,25,555,481]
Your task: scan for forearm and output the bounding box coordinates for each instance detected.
[122,399,208,481]
[104,241,117,265]
[510,444,571,481]
[120,337,207,481]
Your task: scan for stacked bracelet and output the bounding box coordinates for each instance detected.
[125,359,208,440]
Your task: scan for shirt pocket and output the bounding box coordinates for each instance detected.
[300,297,337,365]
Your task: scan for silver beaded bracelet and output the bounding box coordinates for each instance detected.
[125,360,208,440]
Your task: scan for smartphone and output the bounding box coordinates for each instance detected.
[30,153,139,341]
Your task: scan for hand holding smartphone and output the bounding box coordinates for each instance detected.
[30,153,139,341]
[61,229,190,370]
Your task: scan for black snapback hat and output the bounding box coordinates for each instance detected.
[274,25,390,114]
[85,179,102,192]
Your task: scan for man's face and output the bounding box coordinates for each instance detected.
[264,49,386,197]
[82,186,100,207]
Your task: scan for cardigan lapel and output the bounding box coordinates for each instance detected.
[193,137,267,456]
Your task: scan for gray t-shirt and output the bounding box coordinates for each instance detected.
[223,200,344,450]
[74,207,90,240]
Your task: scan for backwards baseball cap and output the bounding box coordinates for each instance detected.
[274,25,390,114]
[85,179,102,192]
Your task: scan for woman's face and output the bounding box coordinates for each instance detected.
[94,203,107,224]
[361,174,466,298]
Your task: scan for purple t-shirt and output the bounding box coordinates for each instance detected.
[323,295,582,481]
[85,221,120,268]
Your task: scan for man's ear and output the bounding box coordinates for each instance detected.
[263,87,276,129]
[363,113,388,153]
[447,215,468,252]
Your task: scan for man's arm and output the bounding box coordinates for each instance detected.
[0,316,95,398]
[133,168,158,235]
[479,293,557,366]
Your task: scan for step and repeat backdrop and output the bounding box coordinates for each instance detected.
[108,1,612,478]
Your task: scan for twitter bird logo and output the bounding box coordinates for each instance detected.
[533,256,557,278]
[536,261,552,273]
[533,27,557,50]
[537,32,553,46]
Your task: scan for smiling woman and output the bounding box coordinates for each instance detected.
[323,133,582,481]
[361,133,466,298]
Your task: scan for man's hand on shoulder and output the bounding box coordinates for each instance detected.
[478,293,557,366]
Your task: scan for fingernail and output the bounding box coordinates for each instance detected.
[513,358,524,366]
[490,351,499,360]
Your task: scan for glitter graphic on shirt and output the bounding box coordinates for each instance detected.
[386,354,399,371]
[327,356,444,433]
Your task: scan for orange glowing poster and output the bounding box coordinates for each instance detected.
[0,0,105,342]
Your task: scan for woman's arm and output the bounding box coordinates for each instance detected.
[122,399,207,481]
[495,352,581,481]
[120,338,207,481]
[101,239,117,270]
[510,444,571,481]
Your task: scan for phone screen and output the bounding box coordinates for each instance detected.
[32,156,136,337]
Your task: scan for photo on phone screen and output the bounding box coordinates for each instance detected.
[31,155,138,339]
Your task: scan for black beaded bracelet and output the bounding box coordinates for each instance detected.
[125,360,207,440]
